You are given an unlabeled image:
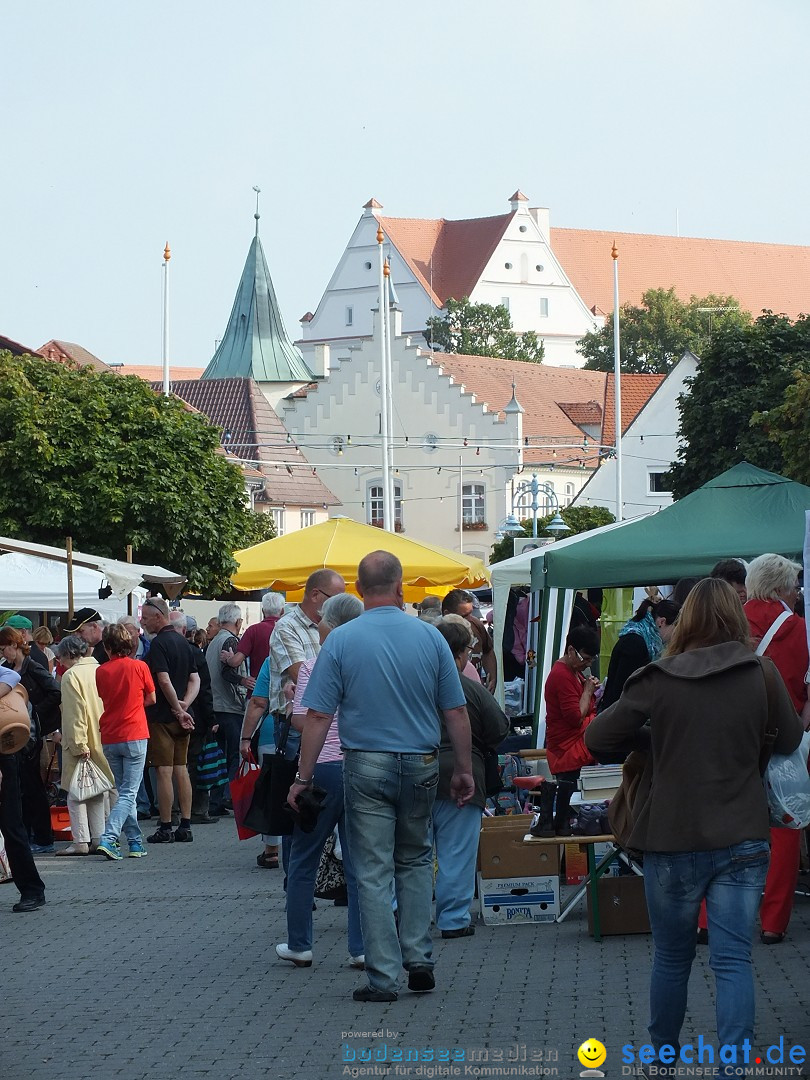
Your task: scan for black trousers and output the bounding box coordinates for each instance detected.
[18,741,53,845]
[0,753,46,900]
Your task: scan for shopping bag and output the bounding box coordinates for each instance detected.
[765,730,810,829]
[197,739,228,791]
[314,831,346,900]
[68,758,114,803]
[231,757,261,840]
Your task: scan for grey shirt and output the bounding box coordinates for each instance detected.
[206,627,246,715]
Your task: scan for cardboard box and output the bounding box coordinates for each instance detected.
[587,874,651,936]
[478,873,560,925]
[478,816,560,878]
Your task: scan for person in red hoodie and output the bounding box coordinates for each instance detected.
[543,625,601,779]
[744,553,810,944]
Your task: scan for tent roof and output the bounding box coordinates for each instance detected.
[532,463,810,591]
[231,516,489,601]
[0,537,186,599]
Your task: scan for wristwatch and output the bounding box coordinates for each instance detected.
[294,772,313,785]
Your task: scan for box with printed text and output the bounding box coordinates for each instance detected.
[477,873,560,925]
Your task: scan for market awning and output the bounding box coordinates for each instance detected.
[0,536,186,599]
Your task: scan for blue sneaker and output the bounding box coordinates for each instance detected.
[96,840,122,861]
[128,839,148,858]
[30,843,55,854]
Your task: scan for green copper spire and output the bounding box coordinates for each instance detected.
[202,208,314,382]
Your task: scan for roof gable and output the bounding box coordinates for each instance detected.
[38,339,110,371]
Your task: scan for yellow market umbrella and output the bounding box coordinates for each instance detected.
[231,517,489,602]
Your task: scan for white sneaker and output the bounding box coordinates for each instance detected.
[349,955,365,969]
[275,943,313,967]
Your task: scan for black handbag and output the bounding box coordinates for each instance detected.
[244,715,298,836]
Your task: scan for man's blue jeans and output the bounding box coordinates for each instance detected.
[101,740,149,847]
[286,760,363,957]
[644,840,770,1073]
[343,750,438,994]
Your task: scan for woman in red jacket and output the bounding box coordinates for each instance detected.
[744,553,810,943]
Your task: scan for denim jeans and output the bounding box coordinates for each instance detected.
[431,799,483,931]
[343,750,438,994]
[101,740,149,846]
[286,760,363,957]
[644,840,770,1074]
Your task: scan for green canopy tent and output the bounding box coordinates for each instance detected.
[511,463,810,746]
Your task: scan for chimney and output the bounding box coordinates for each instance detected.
[312,343,331,378]
[529,206,550,240]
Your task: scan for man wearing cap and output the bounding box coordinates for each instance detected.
[64,608,107,665]
[442,590,497,692]
[5,615,50,671]
[139,597,200,843]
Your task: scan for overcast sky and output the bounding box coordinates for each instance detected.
[2,1,807,368]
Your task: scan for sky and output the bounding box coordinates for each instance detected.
[2,0,808,368]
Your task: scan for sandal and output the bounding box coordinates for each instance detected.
[256,852,279,869]
[760,931,786,944]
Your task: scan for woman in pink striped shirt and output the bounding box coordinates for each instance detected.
[275,593,364,969]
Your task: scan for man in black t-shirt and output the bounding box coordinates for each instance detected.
[140,597,200,844]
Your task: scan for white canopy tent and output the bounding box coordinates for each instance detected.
[0,553,145,620]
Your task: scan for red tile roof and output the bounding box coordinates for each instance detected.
[156,377,340,507]
[380,212,514,308]
[1,334,41,357]
[426,353,662,467]
[550,228,810,320]
[38,339,110,371]
[123,365,205,381]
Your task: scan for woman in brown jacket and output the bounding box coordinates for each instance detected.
[585,578,803,1078]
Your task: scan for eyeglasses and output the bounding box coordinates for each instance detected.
[573,647,594,665]
[315,588,340,601]
[143,599,164,613]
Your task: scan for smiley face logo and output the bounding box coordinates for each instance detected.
[577,1039,607,1073]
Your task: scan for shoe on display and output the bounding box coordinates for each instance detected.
[275,943,313,967]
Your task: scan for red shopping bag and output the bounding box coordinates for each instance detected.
[231,757,261,840]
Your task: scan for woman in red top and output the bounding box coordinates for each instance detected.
[543,626,601,779]
[94,624,155,861]
[745,553,810,943]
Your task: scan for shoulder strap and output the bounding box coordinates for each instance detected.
[758,657,779,776]
[755,610,792,656]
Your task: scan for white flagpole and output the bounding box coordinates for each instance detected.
[376,226,393,531]
[612,242,623,521]
[162,242,171,397]
[383,257,396,526]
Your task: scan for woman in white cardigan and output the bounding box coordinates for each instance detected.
[55,635,115,856]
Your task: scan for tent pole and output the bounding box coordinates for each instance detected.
[66,536,74,621]
[126,544,133,616]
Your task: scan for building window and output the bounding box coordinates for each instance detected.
[563,483,575,507]
[500,296,510,312]
[539,298,549,317]
[462,483,486,528]
[368,482,403,531]
[648,471,672,494]
[300,510,315,529]
[345,306,353,326]
[271,507,286,536]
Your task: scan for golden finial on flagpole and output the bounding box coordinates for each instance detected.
[611,241,618,261]
[377,225,384,245]
[164,242,171,263]
[383,257,390,278]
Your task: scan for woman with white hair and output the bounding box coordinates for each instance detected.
[744,553,810,944]
[275,592,365,969]
[55,634,116,856]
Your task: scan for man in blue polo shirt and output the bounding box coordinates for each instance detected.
[291,550,474,1002]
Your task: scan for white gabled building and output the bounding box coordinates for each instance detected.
[573,351,699,519]
[298,193,603,370]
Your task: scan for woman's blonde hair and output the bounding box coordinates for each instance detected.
[745,553,801,602]
[32,625,54,647]
[666,577,751,656]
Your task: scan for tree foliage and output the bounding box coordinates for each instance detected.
[578,288,751,375]
[666,314,810,499]
[489,504,615,564]
[425,298,545,363]
[0,352,275,595]
[752,367,810,486]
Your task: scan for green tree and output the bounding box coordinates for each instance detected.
[578,288,751,375]
[0,352,275,595]
[752,368,810,486]
[666,314,810,499]
[425,298,545,363]
[489,504,615,564]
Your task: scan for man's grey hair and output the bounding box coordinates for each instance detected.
[746,553,801,602]
[169,610,188,631]
[261,592,286,618]
[439,613,476,648]
[54,634,90,661]
[117,615,139,630]
[218,602,242,626]
[320,593,363,630]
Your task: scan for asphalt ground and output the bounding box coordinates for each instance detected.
[1,823,806,1080]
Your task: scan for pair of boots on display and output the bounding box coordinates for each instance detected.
[530,779,576,838]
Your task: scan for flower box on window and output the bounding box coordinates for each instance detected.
[461,520,488,531]
[369,519,404,532]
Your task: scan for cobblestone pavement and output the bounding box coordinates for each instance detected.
[2,825,806,1080]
